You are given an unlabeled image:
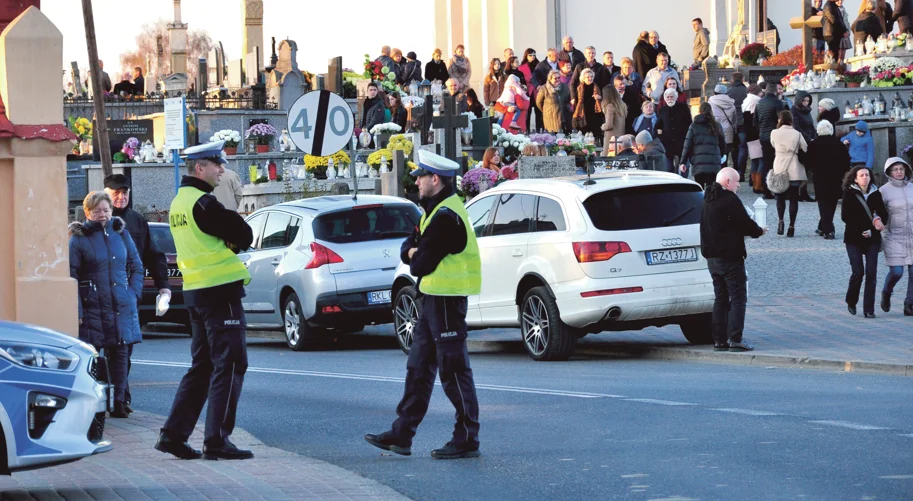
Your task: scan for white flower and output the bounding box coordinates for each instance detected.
[511,141,520,147]
[502,141,509,147]
[456,175,463,191]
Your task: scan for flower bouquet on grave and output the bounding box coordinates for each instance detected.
[370,123,403,135]
[461,167,499,198]
[841,67,869,86]
[739,43,772,66]
[113,137,140,163]
[870,57,908,79]
[67,117,93,155]
[387,134,414,158]
[529,132,557,148]
[304,150,350,178]
[210,129,242,154]
[246,123,278,152]
[364,55,387,81]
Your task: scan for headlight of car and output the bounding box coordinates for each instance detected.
[0,343,80,371]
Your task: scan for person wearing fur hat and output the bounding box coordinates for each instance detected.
[807,120,851,239]
[879,157,913,316]
[69,191,144,419]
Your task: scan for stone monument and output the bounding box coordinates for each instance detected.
[265,40,307,111]
[168,0,188,75]
[0,7,79,335]
[242,0,264,72]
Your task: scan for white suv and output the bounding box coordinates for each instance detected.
[392,171,716,361]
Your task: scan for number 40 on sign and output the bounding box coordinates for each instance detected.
[287,90,355,158]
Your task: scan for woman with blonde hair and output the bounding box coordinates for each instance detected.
[424,48,449,82]
[600,82,627,155]
[572,68,604,139]
[69,191,143,418]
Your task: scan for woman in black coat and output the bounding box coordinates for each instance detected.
[681,103,726,190]
[655,88,693,175]
[424,48,449,82]
[841,165,890,318]
[807,119,851,239]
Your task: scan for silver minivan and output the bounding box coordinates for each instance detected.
[240,195,421,350]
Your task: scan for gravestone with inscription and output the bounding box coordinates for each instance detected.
[517,156,577,179]
[93,119,155,160]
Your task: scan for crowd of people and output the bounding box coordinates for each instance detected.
[812,0,913,65]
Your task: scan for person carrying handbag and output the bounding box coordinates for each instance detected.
[841,165,889,318]
[769,111,808,237]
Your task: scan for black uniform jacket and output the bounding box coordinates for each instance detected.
[400,186,467,287]
[179,176,254,306]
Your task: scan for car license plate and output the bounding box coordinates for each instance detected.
[646,247,698,265]
[145,268,182,277]
[367,290,392,305]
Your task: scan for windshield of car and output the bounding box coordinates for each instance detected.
[583,184,705,231]
[150,225,177,254]
[313,204,421,244]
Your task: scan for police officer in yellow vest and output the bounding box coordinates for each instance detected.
[365,150,483,460]
[154,140,255,461]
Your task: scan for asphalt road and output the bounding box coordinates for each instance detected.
[129,332,913,501]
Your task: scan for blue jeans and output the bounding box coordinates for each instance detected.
[846,243,880,314]
[737,131,748,177]
[883,265,913,305]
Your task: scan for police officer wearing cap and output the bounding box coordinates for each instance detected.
[154,140,255,461]
[102,173,169,416]
[365,150,483,460]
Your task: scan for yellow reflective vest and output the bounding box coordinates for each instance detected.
[169,186,251,291]
[418,194,481,296]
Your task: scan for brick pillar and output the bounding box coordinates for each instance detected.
[0,7,78,336]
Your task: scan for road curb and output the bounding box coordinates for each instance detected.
[465,339,913,377]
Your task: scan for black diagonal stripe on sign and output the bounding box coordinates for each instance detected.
[311,90,332,157]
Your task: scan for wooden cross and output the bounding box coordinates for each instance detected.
[789,0,823,69]
[431,93,469,162]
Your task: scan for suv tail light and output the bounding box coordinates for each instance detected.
[305,242,344,269]
[572,242,631,263]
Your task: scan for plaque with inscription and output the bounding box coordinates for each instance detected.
[93,119,155,161]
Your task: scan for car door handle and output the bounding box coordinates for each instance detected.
[270,259,281,266]
[512,249,523,257]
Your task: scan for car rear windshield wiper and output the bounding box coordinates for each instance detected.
[662,204,699,226]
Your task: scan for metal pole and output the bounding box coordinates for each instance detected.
[80,0,112,178]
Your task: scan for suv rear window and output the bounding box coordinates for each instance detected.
[150,225,176,254]
[313,204,421,243]
[583,184,705,231]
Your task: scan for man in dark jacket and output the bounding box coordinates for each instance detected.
[571,46,604,102]
[608,74,643,134]
[103,174,169,414]
[399,52,423,86]
[132,67,145,96]
[632,32,658,80]
[700,167,765,351]
[727,72,749,177]
[655,88,692,173]
[854,7,885,46]
[823,0,848,59]
[812,0,827,52]
[754,81,783,198]
[599,52,619,89]
[559,36,586,71]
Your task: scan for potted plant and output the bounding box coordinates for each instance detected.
[245,123,278,153]
[210,129,242,155]
[304,150,351,179]
[369,123,403,149]
[842,68,868,88]
[739,43,773,66]
[67,116,93,156]
[113,137,139,163]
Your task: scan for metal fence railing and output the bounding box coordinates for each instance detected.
[63,88,277,122]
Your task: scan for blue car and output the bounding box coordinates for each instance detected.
[0,321,112,474]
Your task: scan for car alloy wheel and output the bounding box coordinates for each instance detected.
[285,298,301,348]
[394,286,418,354]
[522,295,549,358]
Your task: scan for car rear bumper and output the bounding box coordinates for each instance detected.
[309,289,393,327]
[554,270,715,331]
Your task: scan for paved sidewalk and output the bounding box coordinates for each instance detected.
[467,293,913,375]
[0,412,409,501]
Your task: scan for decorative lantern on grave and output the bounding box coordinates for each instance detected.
[419,80,432,98]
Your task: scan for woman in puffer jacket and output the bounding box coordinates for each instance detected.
[879,157,913,316]
[69,191,143,419]
[680,102,725,190]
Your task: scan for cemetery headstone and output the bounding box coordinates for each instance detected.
[92,119,155,161]
[330,182,350,195]
[518,156,577,179]
[471,116,494,148]
[266,39,307,111]
[382,150,405,197]
[70,61,85,96]
[228,59,243,89]
[245,48,260,86]
[431,94,469,162]
[328,56,343,96]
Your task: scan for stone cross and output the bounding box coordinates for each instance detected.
[431,93,468,162]
[789,0,823,69]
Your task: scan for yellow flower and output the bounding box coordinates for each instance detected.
[303,150,350,171]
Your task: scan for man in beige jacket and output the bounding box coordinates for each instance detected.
[212,167,243,212]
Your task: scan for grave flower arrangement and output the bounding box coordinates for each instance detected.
[551,138,597,157]
[841,67,869,84]
[461,167,499,198]
[870,57,908,79]
[528,132,557,148]
[491,123,531,163]
[780,64,808,88]
[367,135,414,168]
[210,129,241,147]
[739,43,772,66]
[871,63,913,87]
[67,117,92,142]
[369,123,402,134]
[364,55,387,81]
[304,150,351,176]
[245,123,278,145]
[113,137,140,163]
[763,44,824,67]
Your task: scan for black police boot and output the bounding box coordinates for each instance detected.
[203,439,254,460]
[154,433,202,460]
[431,441,481,460]
[881,292,891,313]
[904,303,913,316]
[109,401,128,419]
[364,431,411,456]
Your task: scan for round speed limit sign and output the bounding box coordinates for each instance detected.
[286,90,355,157]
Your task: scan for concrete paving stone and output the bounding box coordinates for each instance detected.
[28,490,67,501]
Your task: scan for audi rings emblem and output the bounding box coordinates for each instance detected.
[661,238,683,247]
